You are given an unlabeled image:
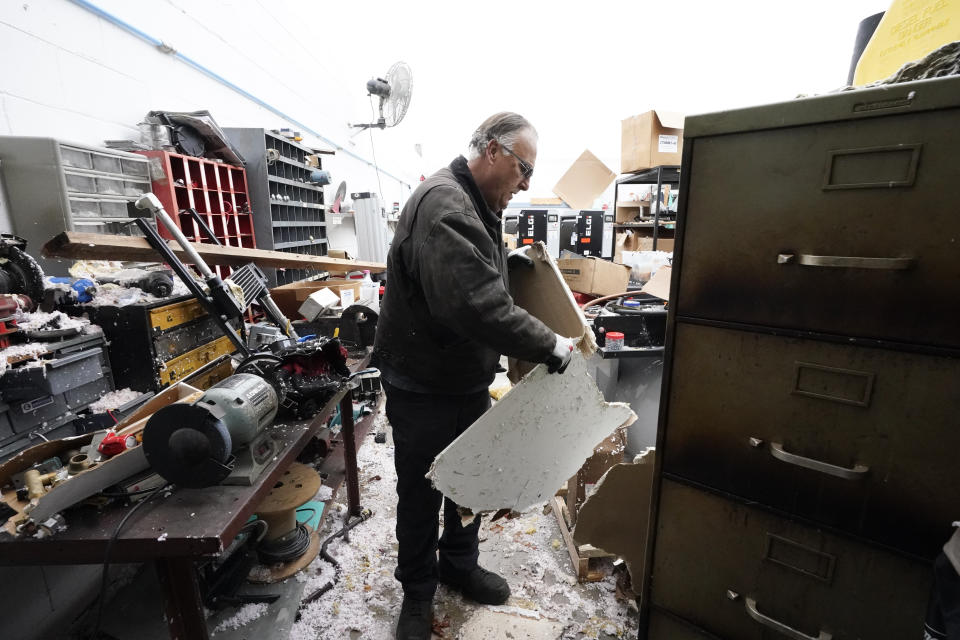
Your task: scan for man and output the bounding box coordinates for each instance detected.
[373,112,575,640]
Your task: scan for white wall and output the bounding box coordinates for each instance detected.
[0,0,418,245]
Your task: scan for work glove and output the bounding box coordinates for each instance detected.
[545,333,575,374]
[507,245,535,271]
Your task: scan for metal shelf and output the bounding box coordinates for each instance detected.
[268,174,324,191]
[273,238,328,250]
[613,165,680,251]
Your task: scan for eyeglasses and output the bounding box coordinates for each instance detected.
[500,142,534,180]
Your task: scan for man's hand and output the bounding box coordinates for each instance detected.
[546,333,575,374]
[507,246,535,271]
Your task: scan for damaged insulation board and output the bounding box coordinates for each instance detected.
[573,448,656,596]
[428,351,635,513]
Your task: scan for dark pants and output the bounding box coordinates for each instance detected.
[384,380,491,600]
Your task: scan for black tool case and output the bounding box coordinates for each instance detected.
[0,328,113,461]
[64,295,237,392]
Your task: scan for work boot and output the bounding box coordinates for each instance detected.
[396,596,433,640]
[439,565,511,605]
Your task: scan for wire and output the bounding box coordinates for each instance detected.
[98,486,164,498]
[90,484,172,639]
[297,508,373,615]
[256,523,312,564]
[368,95,385,204]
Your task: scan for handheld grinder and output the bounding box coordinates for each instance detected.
[142,374,279,488]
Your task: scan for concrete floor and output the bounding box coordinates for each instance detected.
[85,404,638,640]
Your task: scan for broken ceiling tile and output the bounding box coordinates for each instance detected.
[572,448,656,596]
[428,351,635,513]
[458,608,563,640]
[507,242,597,383]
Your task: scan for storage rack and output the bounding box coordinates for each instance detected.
[135,150,255,281]
[0,137,152,275]
[612,165,679,251]
[223,128,329,286]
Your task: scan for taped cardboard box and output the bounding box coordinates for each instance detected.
[552,150,616,210]
[557,257,631,297]
[270,279,361,318]
[621,110,685,173]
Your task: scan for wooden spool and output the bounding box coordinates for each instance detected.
[248,462,324,583]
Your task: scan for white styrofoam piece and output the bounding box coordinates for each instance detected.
[298,287,339,320]
[427,351,635,513]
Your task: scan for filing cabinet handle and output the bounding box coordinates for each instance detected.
[770,442,869,480]
[777,253,916,270]
[745,597,833,640]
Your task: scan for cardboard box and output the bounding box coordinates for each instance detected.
[552,150,616,210]
[325,249,355,276]
[557,257,631,296]
[615,201,649,223]
[621,110,685,173]
[270,279,362,318]
[298,287,340,321]
[530,197,564,205]
[614,231,674,262]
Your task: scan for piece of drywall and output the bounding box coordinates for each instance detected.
[428,351,635,513]
[573,448,656,595]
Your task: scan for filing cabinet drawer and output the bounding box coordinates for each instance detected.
[651,480,930,640]
[647,609,718,639]
[663,322,960,558]
[676,107,960,349]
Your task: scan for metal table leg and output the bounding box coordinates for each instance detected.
[339,390,361,517]
[155,557,209,640]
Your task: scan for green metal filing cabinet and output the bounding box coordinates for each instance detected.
[644,75,960,639]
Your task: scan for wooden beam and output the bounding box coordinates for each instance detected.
[42,232,386,273]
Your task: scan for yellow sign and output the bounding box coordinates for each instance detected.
[854,0,960,85]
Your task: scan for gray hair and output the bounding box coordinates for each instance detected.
[466,112,537,160]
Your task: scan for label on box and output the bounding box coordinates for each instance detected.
[328,212,343,225]
[658,135,678,153]
[340,288,355,307]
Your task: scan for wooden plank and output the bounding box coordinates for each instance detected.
[552,494,606,583]
[42,231,386,273]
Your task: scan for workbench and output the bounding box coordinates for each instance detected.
[0,354,376,640]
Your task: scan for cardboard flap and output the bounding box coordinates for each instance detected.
[640,265,672,301]
[654,110,685,130]
[507,242,597,382]
[552,150,616,210]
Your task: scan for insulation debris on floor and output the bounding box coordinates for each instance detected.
[284,410,638,640]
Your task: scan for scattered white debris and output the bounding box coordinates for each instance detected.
[290,406,638,640]
[157,533,168,541]
[211,602,269,634]
[316,485,334,502]
[88,388,143,414]
[16,310,89,332]
[0,342,51,374]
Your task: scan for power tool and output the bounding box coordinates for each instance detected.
[0,234,44,302]
[142,373,281,487]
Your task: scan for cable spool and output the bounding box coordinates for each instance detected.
[248,462,323,583]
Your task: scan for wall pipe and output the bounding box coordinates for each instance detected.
[68,0,412,190]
